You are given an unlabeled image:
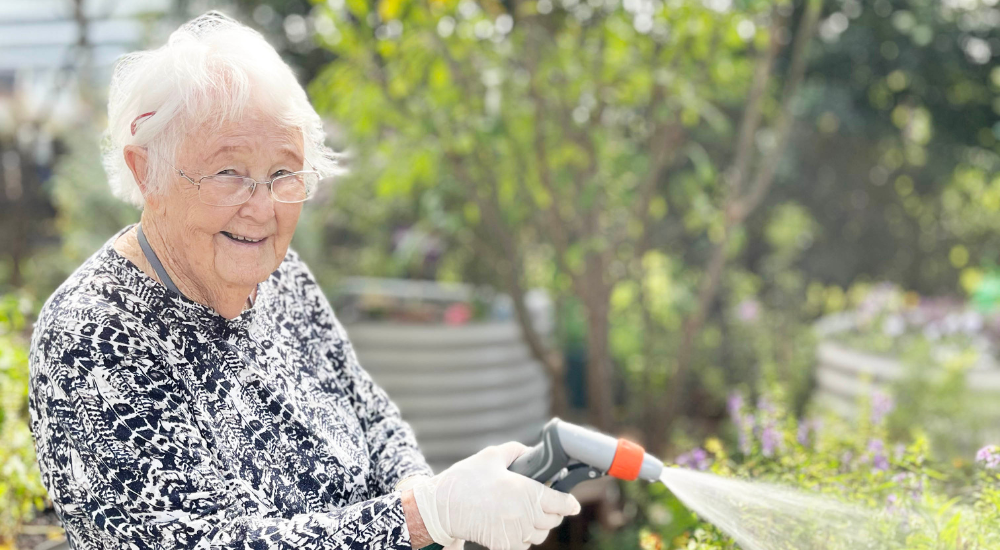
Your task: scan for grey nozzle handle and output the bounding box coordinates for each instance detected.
[508,418,570,485]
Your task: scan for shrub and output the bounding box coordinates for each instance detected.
[591,392,1000,549]
[0,294,48,544]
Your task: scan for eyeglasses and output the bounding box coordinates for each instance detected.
[176,168,321,206]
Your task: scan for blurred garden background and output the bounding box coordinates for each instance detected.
[2,0,1000,548]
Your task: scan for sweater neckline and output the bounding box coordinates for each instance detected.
[102,223,270,335]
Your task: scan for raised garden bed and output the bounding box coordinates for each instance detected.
[334,277,554,473]
[814,311,1000,450]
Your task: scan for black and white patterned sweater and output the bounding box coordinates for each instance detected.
[28,224,435,550]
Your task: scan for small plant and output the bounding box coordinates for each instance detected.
[0,293,48,545]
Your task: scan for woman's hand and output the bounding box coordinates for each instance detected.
[411,442,582,550]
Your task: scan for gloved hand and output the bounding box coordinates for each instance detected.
[396,475,466,549]
[411,441,582,550]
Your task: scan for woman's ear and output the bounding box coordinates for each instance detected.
[123,145,150,196]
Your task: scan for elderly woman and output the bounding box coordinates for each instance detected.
[27,12,579,550]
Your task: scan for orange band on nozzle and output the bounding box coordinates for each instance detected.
[607,438,645,480]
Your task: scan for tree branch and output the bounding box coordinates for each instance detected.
[445,153,565,386]
[737,0,823,217]
[634,123,687,259]
[661,0,823,434]
[725,11,783,201]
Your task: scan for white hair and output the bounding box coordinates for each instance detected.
[102,11,340,208]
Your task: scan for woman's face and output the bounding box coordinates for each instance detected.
[149,114,305,291]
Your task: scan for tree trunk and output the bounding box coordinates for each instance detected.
[492,247,572,420]
[583,286,613,432]
[509,284,570,419]
[635,259,661,452]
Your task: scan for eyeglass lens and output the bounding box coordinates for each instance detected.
[198,173,318,206]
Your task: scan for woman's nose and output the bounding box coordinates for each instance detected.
[238,179,277,219]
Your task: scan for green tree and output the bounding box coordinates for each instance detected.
[309,0,822,447]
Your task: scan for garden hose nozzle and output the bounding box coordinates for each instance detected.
[420,417,663,550]
[507,417,664,490]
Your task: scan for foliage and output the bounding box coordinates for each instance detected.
[592,391,1000,549]
[269,0,1000,450]
[0,294,47,545]
[49,129,140,273]
[602,252,821,449]
[9,126,140,302]
[307,0,826,436]
[776,0,1000,294]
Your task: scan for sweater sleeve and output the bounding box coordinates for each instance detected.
[331,315,436,495]
[285,252,435,495]
[28,318,416,550]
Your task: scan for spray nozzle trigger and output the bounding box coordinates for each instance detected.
[550,462,605,493]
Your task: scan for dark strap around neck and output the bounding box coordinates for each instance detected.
[136,223,184,297]
[135,224,255,309]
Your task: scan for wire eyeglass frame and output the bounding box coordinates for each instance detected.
[175,167,321,206]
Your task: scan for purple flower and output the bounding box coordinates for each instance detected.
[736,299,761,323]
[761,424,780,457]
[976,445,1000,469]
[873,455,889,471]
[729,392,755,455]
[868,438,889,472]
[886,493,899,513]
[676,448,712,471]
[796,422,810,445]
[795,417,822,446]
[892,472,923,502]
[871,390,895,425]
[841,450,853,466]
[727,392,744,422]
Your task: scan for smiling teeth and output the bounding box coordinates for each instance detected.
[225,232,262,243]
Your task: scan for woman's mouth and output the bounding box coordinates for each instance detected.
[221,231,267,245]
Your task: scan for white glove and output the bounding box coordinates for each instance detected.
[396,475,466,549]
[396,474,431,493]
[411,441,582,550]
